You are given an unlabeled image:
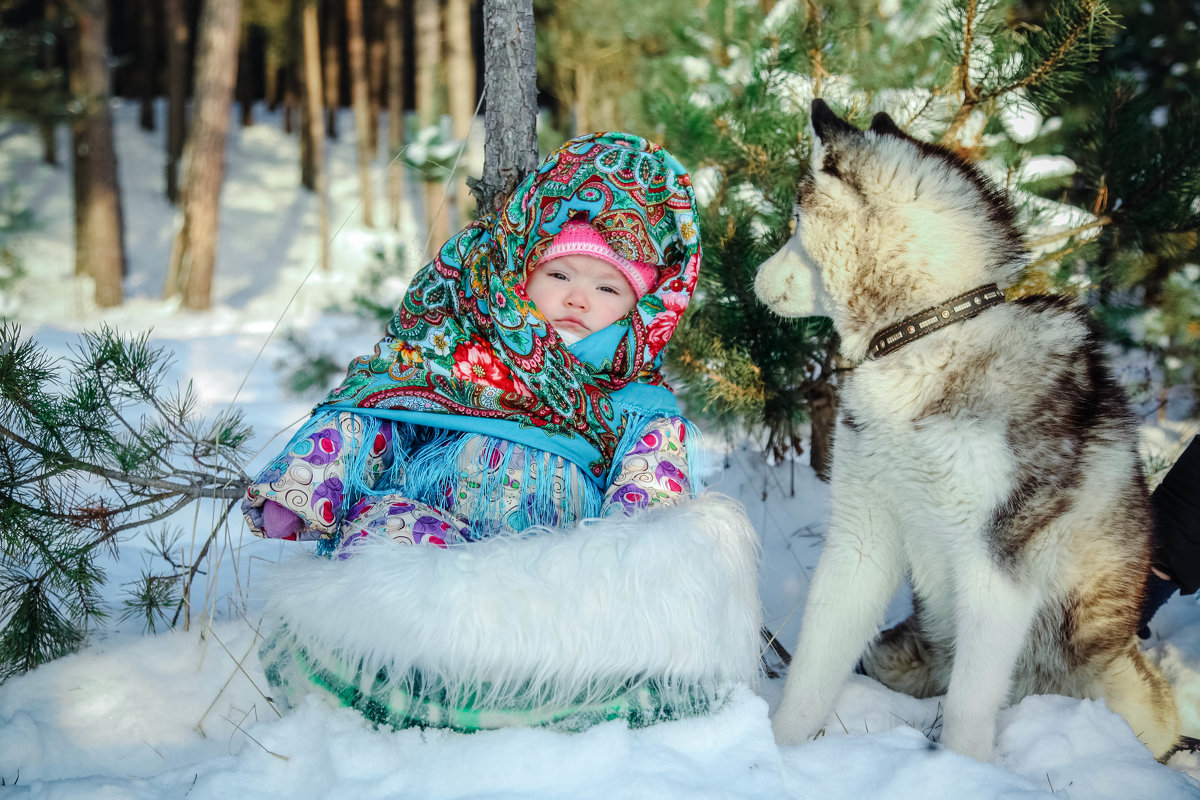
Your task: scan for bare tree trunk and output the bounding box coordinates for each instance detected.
[68,11,89,276]
[165,0,188,204]
[139,0,157,130]
[415,0,447,246]
[367,0,386,155]
[41,1,60,165]
[238,36,254,126]
[385,0,405,230]
[346,0,375,227]
[323,0,342,139]
[69,0,127,307]
[444,0,474,229]
[445,0,474,141]
[574,59,592,134]
[415,0,439,130]
[300,66,314,187]
[265,46,281,109]
[467,0,537,213]
[39,122,58,167]
[302,0,330,270]
[284,60,299,134]
[166,0,243,310]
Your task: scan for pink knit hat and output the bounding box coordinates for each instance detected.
[533,221,659,297]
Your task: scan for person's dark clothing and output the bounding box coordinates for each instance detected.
[1150,437,1200,595]
[1138,437,1200,638]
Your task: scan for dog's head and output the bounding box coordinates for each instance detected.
[755,99,1028,360]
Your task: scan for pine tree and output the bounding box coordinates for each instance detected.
[638,0,1169,477]
[1046,0,1200,419]
[0,325,250,681]
[0,6,72,143]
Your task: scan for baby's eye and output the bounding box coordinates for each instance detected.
[548,271,568,281]
[598,285,621,295]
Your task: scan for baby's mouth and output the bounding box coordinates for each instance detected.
[556,317,587,333]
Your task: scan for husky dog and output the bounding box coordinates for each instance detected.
[755,99,1182,761]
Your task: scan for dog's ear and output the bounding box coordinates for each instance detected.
[810,99,862,143]
[868,112,906,139]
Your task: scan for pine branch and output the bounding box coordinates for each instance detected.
[0,324,255,679]
[1026,215,1112,249]
[990,0,1104,99]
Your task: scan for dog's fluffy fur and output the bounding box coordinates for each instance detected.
[263,492,761,719]
[755,100,1181,761]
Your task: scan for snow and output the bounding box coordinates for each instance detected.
[2,102,1199,799]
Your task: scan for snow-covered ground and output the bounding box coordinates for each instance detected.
[1,103,1198,799]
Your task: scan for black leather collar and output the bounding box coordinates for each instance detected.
[867,284,1005,359]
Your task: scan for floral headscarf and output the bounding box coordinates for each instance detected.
[320,132,701,482]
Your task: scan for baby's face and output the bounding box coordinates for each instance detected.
[525,255,638,341]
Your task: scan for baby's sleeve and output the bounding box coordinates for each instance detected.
[601,415,692,517]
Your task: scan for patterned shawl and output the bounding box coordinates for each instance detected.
[320,132,702,484]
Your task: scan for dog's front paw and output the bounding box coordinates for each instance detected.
[940,723,995,763]
[770,701,824,747]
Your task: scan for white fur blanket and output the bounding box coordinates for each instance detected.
[262,492,762,720]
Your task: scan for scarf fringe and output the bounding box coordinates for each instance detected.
[281,409,609,544]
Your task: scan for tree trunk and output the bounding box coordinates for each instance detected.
[39,122,58,167]
[68,10,89,276]
[467,0,537,214]
[41,2,60,165]
[346,0,375,227]
[300,66,314,187]
[284,59,298,134]
[70,0,127,307]
[323,0,342,139]
[238,36,254,126]
[415,0,447,245]
[139,0,157,131]
[385,0,405,230]
[265,45,280,108]
[367,1,386,155]
[302,0,330,270]
[415,0,439,130]
[574,59,592,135]
[444,0,474,228]
[165,0,243,310]
[445,0,474,140]
[164,0,188,204]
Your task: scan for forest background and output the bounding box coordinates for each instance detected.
[0,0,1198,684]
